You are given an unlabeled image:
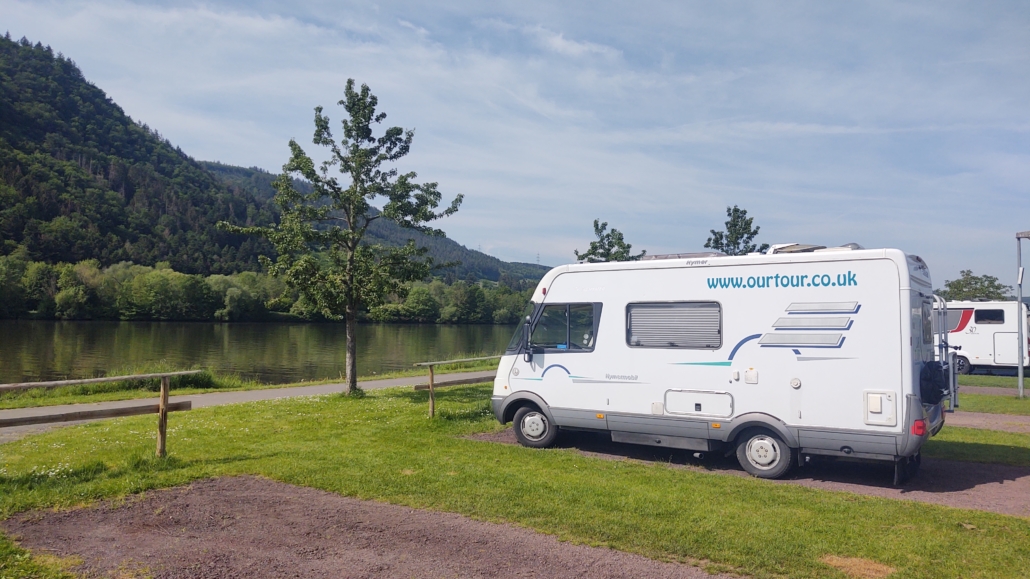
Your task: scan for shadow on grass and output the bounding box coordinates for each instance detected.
[476,428,1030,493]
[0,460,109,490]
[0,450,281,495]
[391,385,492,407]
[922,439,1030,468]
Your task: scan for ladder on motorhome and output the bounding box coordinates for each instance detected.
[932,295,959,411]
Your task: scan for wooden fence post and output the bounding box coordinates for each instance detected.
[428,365,435,418]
[156,375,169,457]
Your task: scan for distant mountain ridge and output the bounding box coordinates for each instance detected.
[0,34,548,282]
[200,165,550,283]
[0,35,275,274]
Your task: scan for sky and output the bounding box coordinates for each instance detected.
[4,0,1030,288]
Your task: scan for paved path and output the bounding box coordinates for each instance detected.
[948,410,1030,433]
[0,370,496,444]
[4,373,1030,443]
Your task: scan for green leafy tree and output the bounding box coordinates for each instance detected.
[220,80,462,394]
[705,205,769,256]
[935,270,1013,301]
[22,261,59,316]
[402,286,441,322]
[0,254,27,318]
[574,219,645,262]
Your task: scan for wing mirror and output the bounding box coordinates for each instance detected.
[522,316,533,363]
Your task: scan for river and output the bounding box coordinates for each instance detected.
[0,321,517,384]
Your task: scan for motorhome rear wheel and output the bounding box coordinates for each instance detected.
[735,429,796,479]
[513,406,559,448]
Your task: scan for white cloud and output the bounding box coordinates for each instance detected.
[522,25,621,58]
[4,0,1029,284]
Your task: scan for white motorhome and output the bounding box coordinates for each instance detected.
[492,245,947,482]
[933,300,1030,374]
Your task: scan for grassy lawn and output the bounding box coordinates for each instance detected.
[0,357,500,410]
[952,394,1030,417]
[2,384,1030,578]
[924,425,1030,467]
[959,375,1026,389]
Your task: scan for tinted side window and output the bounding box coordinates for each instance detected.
[530,303,600,352]
[532,305,569,348]
[626,302,722,349]
[569,304,596,349]
[921,302,933,344]
[975,309,1005,324]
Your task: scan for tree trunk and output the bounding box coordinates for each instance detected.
[345,304,359,394]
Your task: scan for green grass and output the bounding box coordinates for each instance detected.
[953,394,1030,416]
[0,356,500,410]
[959,375,1026,389]
[924,426,1030,467]
[2,384,1030,578]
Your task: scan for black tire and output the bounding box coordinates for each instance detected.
[513,406,559,448]
[955,356,971,375]
[735,429,796,479]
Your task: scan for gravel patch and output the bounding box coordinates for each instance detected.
[2,476,737,579]
[470,428,1030,518]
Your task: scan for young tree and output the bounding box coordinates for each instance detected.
[705,205,769,256]
[220,80,462,394]
[574,219,645,262]
[935,270,1013,301]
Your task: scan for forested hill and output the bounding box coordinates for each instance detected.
[200,163,550,283]
[0,34,548,282]
[0,35,275,274]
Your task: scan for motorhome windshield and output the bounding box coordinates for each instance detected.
[505,302,537,352]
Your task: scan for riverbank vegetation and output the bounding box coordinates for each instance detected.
[0,255,532,323]
[3,383,1030,578]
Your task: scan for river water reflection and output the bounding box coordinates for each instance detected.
[0,321,517,384]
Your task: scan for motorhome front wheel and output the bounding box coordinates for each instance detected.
[513,406,559,448]
[736,429,795,479]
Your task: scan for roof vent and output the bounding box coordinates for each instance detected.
[641,252,727,261]
[769,244,826,254]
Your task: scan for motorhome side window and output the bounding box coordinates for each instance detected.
[626,302,722,349]
[530,303,599,351]
[921,302,933,344]
[975,309,1004,324]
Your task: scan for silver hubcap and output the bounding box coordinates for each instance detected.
[745,436,780,470]
[521,412,548,440]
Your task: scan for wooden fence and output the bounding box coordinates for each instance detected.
[413,356,501,417]
[0,370,202,457]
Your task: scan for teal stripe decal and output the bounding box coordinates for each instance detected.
[671,361,733,366]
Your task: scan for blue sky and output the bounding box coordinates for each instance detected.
[5,1,1030,288]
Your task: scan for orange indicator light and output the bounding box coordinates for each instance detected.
[711,423,721,429]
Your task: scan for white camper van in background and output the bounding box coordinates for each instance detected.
[934,300,1030,374]
[492,244,947,483]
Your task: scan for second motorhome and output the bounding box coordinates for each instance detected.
[492,245,947,483]
[934,300,1030,374]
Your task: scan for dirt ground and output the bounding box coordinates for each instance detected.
[2,476,736,579]
[471,428,1030,518]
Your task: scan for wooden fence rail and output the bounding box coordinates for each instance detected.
[413,356,501,418]
[0,370,202,457]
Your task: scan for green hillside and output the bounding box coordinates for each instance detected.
[0,34,548,282]
[201,162,550,283]
[0,35,274,274]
